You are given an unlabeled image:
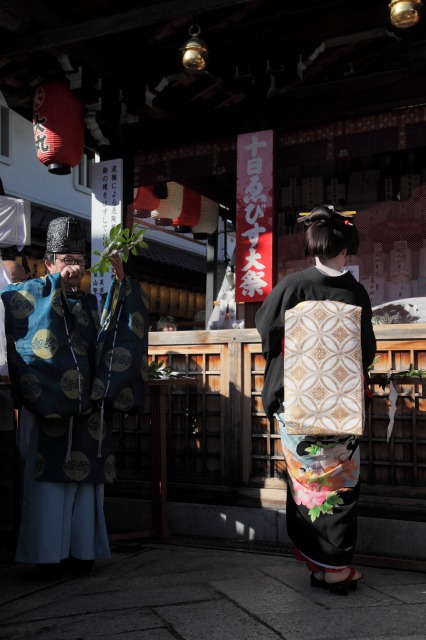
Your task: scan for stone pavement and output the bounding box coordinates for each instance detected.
[0,538,426,640]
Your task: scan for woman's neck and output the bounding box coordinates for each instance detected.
[315,256,345,276]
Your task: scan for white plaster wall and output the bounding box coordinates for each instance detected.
[0,95,210,259]
[0,94,90,221]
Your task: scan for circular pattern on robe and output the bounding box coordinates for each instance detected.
[70,330,87,355]
[9,290,36,319]
[20,373,43,403]
[72,305,90,327]
[90,377,105,401]
[129,311,145,338]
[104,347,132,372]
[63,451,91,481]
[50,289,64,316]
[60,369,84,399]
[32,329,59,359]
[40,418,69,438]
[114,387,134,412]
[87,412,105,440]
[104,454,116,483]
[141,354,149,381]
[34,453,45,479]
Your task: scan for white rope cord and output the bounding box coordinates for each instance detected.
[60,299,83,415]
[60,297,83,463]
[97,300,124,458]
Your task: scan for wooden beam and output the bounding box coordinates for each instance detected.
[0,1,125,80]
[268,65,426,128]
[0,0,250,56]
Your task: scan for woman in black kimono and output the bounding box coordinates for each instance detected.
[255,205,376,594]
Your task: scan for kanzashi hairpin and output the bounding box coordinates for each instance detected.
[297,205,357,226]
[298,208,357,218]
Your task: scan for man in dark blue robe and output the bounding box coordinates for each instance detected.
[1,216,149,578]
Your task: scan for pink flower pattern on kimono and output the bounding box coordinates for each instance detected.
[291,478,330,510]
[284,439,356,522]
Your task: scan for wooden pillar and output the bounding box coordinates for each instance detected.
[205,230,218,328]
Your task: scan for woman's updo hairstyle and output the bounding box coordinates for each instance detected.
[298,204,359,259]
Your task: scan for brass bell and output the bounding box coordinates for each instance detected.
[389,0,423,28]
[182,25,208,71]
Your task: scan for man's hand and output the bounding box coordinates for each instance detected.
[61,264,84,284]
[109,253,125,282]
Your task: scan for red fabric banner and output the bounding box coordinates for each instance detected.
[235,130,274,302]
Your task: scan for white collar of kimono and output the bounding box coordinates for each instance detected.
[314,257,346,277]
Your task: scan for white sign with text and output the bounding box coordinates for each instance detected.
[91,158,123,294]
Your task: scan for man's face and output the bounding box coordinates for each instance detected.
[46,254,86,287]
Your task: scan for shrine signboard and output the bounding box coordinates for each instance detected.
[91,158,123,294]
[235,130,274,303]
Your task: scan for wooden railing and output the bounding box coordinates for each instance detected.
[362,324,426,501]
[108,325,426,512]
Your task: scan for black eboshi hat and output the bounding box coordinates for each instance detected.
[46,216,86,254]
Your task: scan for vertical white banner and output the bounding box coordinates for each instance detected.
[91,158,123,294]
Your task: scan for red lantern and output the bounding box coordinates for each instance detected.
[173,187,201,232]
[133,185,160,219]
[133,180,218,235]
[33,81,85,175]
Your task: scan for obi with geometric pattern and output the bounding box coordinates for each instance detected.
[283,300,364,436]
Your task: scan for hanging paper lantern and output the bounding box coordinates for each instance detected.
[173,188,201,233]
[33,81,85,175]
[133,185,160,219]
[143,181,218,234]
[150,181,186,226]
[152,174,168,199]
[192,196,219,239]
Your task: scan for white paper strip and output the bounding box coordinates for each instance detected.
[387,380,398,442]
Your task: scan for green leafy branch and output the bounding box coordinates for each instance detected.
[88,223,148,276]
[397,363,425,378]
[368,355,382,370]
[148,360,181,379]
[370,362,425,390]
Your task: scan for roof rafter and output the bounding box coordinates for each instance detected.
[0,0,250,55]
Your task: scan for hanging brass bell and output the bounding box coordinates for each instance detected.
[389,0,423,28]
[182,27,208,71]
